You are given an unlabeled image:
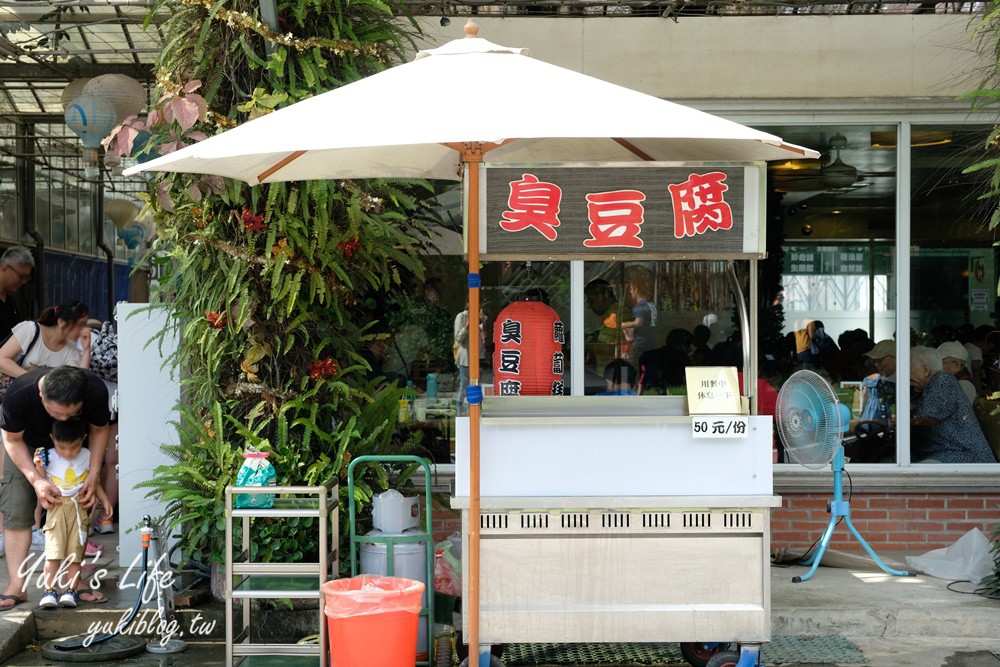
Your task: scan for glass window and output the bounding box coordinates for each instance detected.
[909,124,998,465]
[581,260,744,397]
[758,124,898,462]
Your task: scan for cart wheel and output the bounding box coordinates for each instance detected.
[705,651,741,667]
[680,642,735,667]
[458,656,505,667]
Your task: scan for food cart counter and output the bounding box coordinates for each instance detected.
[452,396,779,645]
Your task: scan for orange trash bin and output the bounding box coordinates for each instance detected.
[322,575,425,667]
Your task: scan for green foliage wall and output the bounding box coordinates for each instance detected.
[134,0,427,566]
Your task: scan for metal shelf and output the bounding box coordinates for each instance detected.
[225,486,336,667]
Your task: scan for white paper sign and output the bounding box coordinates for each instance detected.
[685,366,743,415]
[692,415,750,439]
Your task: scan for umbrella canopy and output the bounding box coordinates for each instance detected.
[126,29,817,183]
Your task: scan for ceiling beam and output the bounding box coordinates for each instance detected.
[0,62,154,82]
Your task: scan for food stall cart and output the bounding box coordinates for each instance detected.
[453,161,780,667]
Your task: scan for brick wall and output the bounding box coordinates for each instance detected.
[432,493,1000,550]
[432,498,462,542]
[771,492,1000,552]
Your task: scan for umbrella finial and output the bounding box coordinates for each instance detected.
[464,18,479,38]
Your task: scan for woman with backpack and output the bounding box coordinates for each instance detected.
[0,300,93,556]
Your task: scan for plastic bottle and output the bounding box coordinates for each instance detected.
[405,380,417,420]
[426,373,438,401]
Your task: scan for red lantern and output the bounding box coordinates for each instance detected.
[493,299,565,396]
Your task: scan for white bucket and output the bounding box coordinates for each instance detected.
[360,528,428,659]
[372,489,420,533]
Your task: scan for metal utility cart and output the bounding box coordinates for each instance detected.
[347,455,436,667]
[454,161,781,667]
[225,485,336,666]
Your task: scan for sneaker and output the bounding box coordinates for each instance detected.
[85,540,101,558]
[95,519,114,535]
[39,589,58,609]
[58,590,78,608]
[29,529,44,551]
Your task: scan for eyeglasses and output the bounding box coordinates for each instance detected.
[7,265,31,283]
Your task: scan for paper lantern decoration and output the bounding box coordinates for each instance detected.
[105,199,138,230]
[65,96,117,149]
[136,211,157,242]
[82,74,146,124]
[60,78,91,111]
[493,299,565,397]
[116,222,146,250]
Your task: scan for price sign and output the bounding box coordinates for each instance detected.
[691,416,750,439]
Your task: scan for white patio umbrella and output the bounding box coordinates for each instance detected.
[126,21,817,662]
[128,25,815,184]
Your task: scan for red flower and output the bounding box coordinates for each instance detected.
[309,357,339,380]
[205,310,227,329]
[242,208,266,232]
[337,237,360,258]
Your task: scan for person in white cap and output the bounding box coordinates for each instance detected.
[937,341,976,403]
[864,339,896,382]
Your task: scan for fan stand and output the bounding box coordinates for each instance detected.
[792,446,911,583]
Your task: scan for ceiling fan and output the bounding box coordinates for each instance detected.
[771,133,873,193]
[819,133,857,189]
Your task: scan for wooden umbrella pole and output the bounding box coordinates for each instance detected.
[447,137,508,666]
[462,144,484,667]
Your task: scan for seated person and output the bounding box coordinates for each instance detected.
[599,359,638,396]
[847,339,898,462]
[638,328,693,394]
[909,346,995,463]
[937,341,976,403]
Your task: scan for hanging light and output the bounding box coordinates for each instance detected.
[60,78,91,111]
[82,74,146,124]
[105,199,139,229]
[116,222,147,254]
[65,95,117,179]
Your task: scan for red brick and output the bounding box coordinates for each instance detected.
[889,509,929,520]
[789,497,831,509]
[927,510,968,521]
[945,498,989,509]
[868,498,907,509]
[896,531,930,543]
[941,521,992,534]
[906,521,946,532]
[850,509,888,520]
[907,498,947,509]
[964,510,1000,521]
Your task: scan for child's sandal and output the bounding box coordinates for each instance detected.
[58,590,79,608]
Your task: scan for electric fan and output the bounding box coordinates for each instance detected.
[775,370,910,582]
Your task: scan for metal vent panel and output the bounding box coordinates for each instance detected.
[723,512,754,529]
[560,512,590,529]
[682,512,712,528]
[641,512,669,528]
[520,513,550,529]
[481,513,509,530]
[601,512,630,529]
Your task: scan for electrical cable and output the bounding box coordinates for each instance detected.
[53,528,149,651]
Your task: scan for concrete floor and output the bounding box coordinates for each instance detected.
[0,529,998,666]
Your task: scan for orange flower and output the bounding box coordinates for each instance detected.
[205,310,227,329]
[309,357,339,380]
[242,208,266,232]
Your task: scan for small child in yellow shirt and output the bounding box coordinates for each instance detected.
[32,418,113,609]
